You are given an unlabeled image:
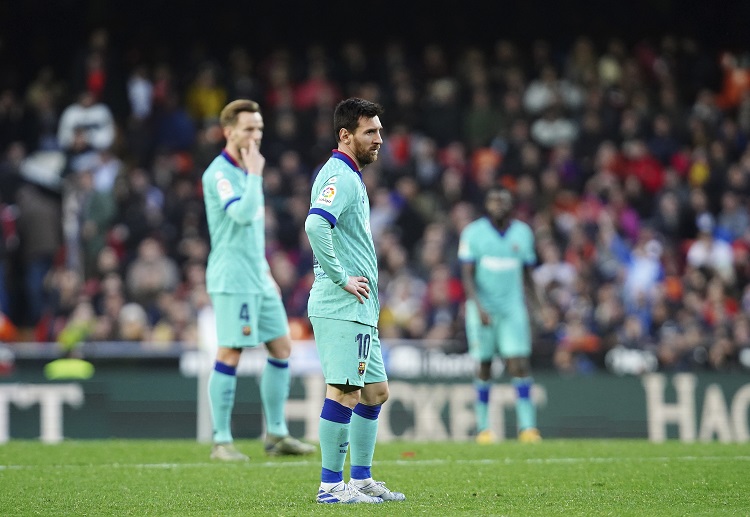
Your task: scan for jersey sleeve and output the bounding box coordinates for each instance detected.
[226,175,263,226]
[458,225,476,263]
[304,213,348,286]
[308,173,354,227]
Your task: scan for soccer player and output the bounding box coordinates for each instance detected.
[201,99,315,461]
[459,186,543,444]
[304,98,405,504]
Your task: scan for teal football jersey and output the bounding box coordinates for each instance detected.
[458,217,536,313]
[306,150,379,326]
[202,150,270,294]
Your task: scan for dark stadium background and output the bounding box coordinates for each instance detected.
[1,0,747,90]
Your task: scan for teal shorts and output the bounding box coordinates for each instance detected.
[465,300,531,361]
[309,317,387,387]
[210,289,289,348]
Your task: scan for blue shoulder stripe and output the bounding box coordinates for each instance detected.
[308,207,337,227]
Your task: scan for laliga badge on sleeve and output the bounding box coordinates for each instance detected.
[217,177,235,200]
[316,185,336,205]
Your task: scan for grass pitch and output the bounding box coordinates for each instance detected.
[0,439,748,516]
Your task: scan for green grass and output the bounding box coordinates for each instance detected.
[0,439,748,516]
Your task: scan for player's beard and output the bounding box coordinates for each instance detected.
[353,139,379,166]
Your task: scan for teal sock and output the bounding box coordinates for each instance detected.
[513,377,536,431]
[260,358,290,437]
[475,380,491,432]
[319,399,352,479]
[208,362,237,443]
[350,404,381,480]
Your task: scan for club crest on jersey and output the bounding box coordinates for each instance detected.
[317,185,336,205]
[242,325,252,336]
[358,361,366,376]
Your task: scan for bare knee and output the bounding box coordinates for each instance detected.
[505,357,530,378]
[326,384,362,408]
[477,361,492,381]
[215,347,242,367]
[361,382,389,406]
[265,335,291,360]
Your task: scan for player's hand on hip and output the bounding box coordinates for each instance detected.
[240,139,265,176]
[343,276,370,304]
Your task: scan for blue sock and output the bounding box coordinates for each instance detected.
[260,358,290,437]
[513,377,536,431]
[350,403,381,481]
[208,362,237,443]
[475,380,491,432]
[319,399,352,483]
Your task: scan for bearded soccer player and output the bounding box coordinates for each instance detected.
[201,99,315,460]
[304,98,405,504]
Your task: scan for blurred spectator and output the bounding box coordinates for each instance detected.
[117,302,151,341]
[379,244,427,339]
[56,91,115,151]
[554,310,601,375]
[151,292,197,346]
[127,64,154,123]
[421,78,463,147]
[185,63,227,125]
[530,104,579,148]
[151,91,196,152]
[463,88,501,150]
[523,64,584,115]
[622,232,665,314]
[125,64,154,166]
[716,52,750,111]
[125,237,179,311]
[686,213,735,284]
[534,238,577,294]
[16,182,62,326]
[420,263,463,344]
[716,190,749,241]
[36,267,82,341]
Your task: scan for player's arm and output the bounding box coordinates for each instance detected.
[523,264,543,312]
[461,260,490,325]
[304,213,370,304]
[225,142,265,225]
[522,226,543,313]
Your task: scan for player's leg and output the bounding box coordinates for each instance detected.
[207,293,258,461]
[262,333,316,455]
[310,317,381,503]
[465,300,497,443]
[258,289,314,455]
[499,309,540,442]
[348,328,404,501]
[311,317,382,503]
[208,345,247,460]
[474,360,494,443]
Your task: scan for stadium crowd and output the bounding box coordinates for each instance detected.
[1,28,750,375]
